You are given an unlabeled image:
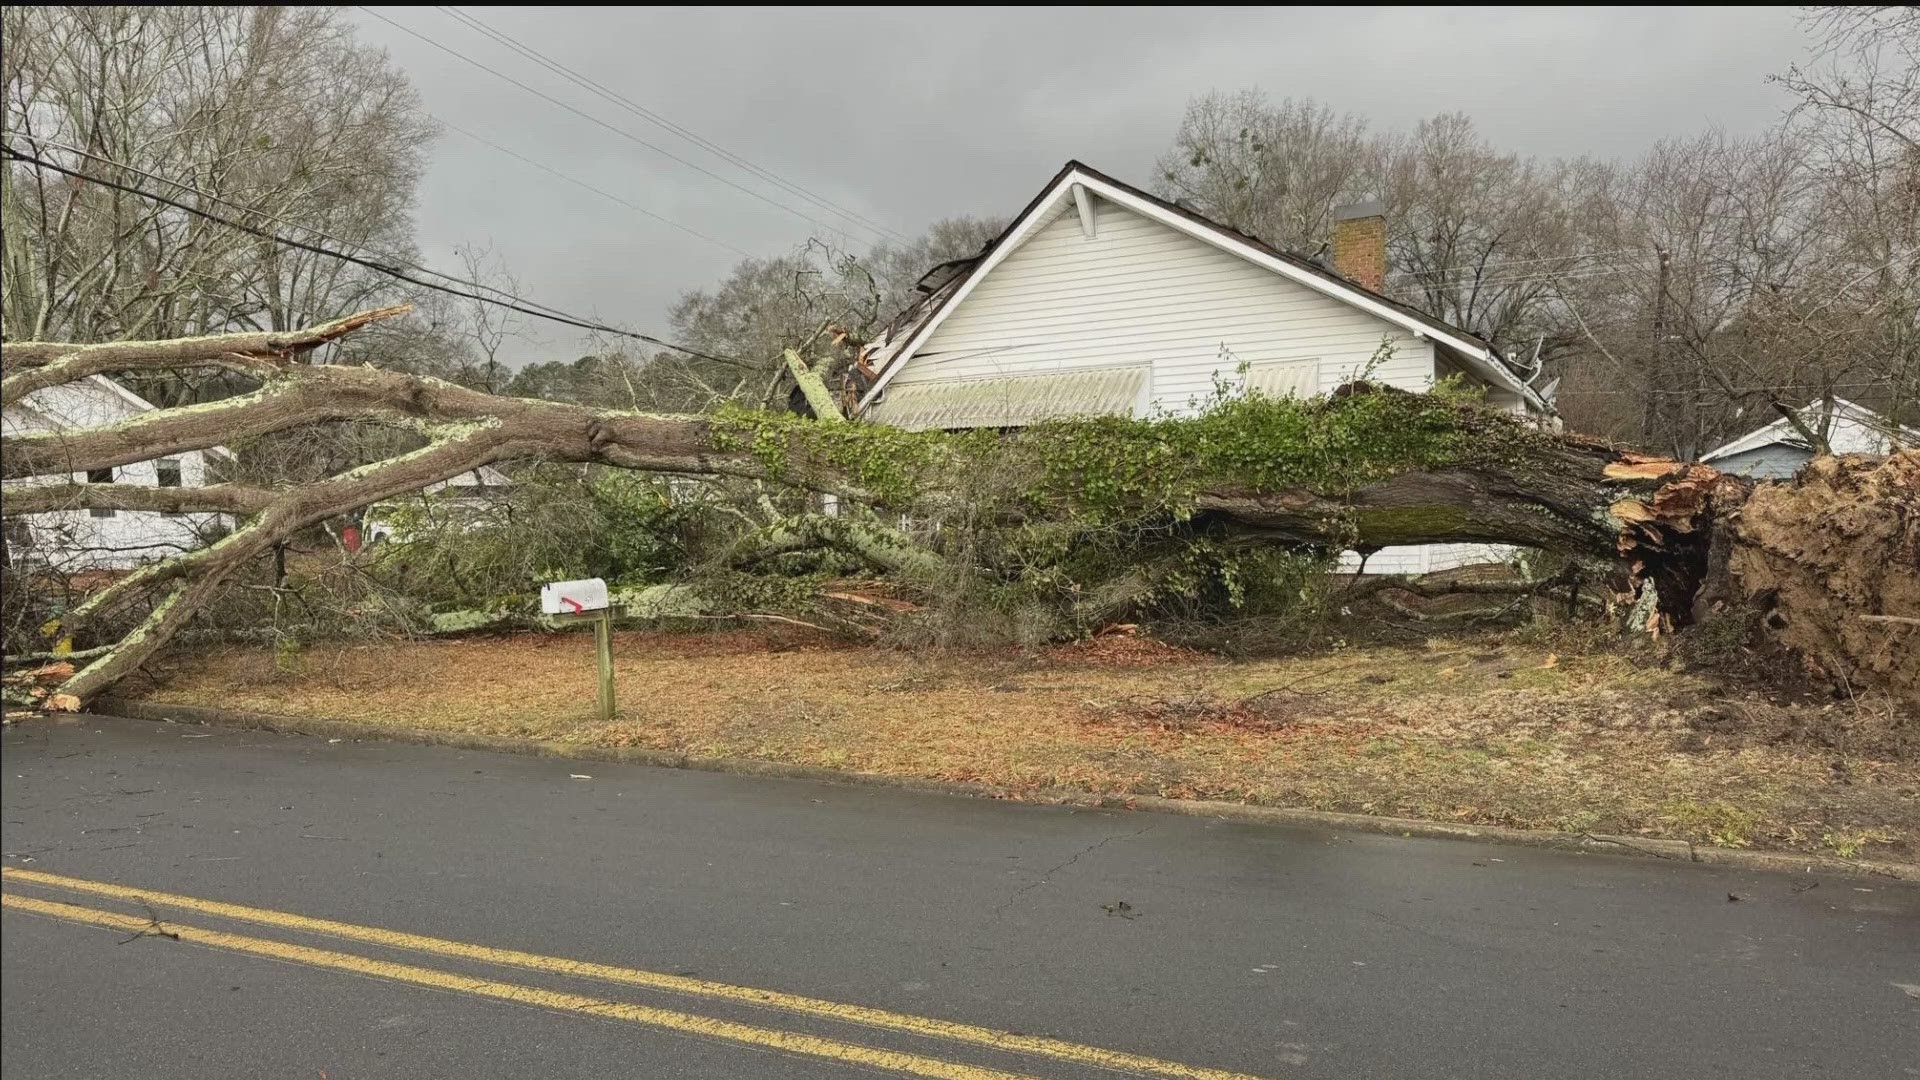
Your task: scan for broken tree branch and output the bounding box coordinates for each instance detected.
[784,348,843,421]
[0,304,412,406]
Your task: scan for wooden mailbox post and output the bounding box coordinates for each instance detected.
[540,578,615,723]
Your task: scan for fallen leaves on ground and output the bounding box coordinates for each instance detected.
[131,627,1919,860]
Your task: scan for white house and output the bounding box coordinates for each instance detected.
[1700,398,1914,479]
[855,161,1550,574]
[363,464,514,545]
[2,376,232,571]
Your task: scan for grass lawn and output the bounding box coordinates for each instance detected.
[132,627,1918,862]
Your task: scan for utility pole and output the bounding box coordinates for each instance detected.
[1649,245,1672,454]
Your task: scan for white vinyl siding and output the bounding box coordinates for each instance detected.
[889,197,1435,416]
[1706,445,1814,480]
[2,379,227,570]
[1338,543,1519,575]
[1338,548,1427,575]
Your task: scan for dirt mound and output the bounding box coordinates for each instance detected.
[1731,451,1919,708]
[1677,691,1917,761]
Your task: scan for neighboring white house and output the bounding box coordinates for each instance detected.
[2,375,233,571]
[855,161,1550,574]
[1700,398,1915,479]
[363,464,514,545]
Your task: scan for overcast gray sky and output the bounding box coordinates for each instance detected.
[351,6,1814,365]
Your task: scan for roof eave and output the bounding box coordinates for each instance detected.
[1436,341,1545,411]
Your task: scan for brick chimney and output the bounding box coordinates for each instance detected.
[1331,200,1387,292]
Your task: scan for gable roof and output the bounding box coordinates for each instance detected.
[860,161,1542,412]
[1700,398,1916,462]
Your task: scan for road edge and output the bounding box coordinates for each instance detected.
[85,698,1918,882]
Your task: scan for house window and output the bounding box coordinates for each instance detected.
[157,459,184,517]
[86,467,115,518]
[1243,360,1321,399]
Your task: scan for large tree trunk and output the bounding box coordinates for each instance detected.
[3,309,1911,706]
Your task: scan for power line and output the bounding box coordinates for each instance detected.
[1559,381,1897,396]
[1387,248,1646,281]
[1,145,747,368]
[434,120,753,259]
[437,6,909,245]
[3,132,579,324]
[359,6,873,247]
[1401,264,1644,293]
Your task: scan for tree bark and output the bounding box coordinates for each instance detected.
[0,305,411,407]
[3,309,1906,706]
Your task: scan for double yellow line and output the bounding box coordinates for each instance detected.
[1,868,1273,1080]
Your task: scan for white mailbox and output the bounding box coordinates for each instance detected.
[540,577,609,615]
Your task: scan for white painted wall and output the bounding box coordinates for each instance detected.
[1706,444,1813,480]
[889,197,1438,415]
[2,379,228,571]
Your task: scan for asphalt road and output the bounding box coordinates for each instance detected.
[2,716,1915,1080]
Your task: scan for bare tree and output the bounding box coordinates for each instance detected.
[1156,92,1370,254]
[444,244,521,394]
[863,215,1007,315]
[1550,129,1839,457]
[1780,5,1920,431]
[1,6,432,345]
[653,219,1007,413]
[1156,97,1586,361]
[1375,113,1586,357]
[1778,6,1919,157]
[1159,47,1917,459]
[1550,12,1918,455]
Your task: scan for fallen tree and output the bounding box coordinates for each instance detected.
[3,308,1914,705]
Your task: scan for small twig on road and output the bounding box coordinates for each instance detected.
[992,823,1158,919]
[117,901,180,945]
